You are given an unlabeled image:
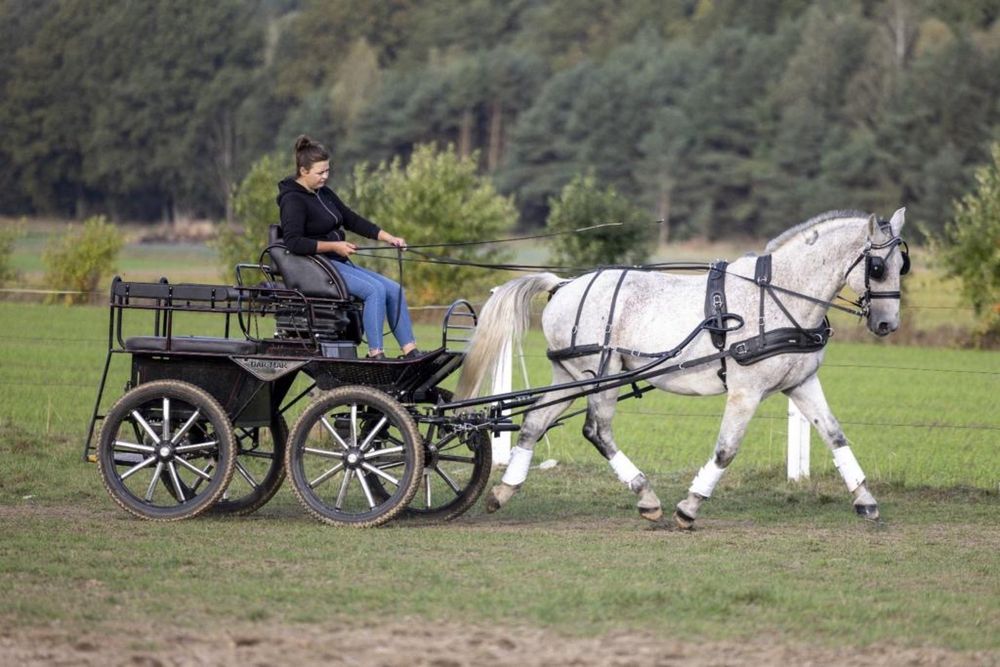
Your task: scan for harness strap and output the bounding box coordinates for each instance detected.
[598,270,631,376]
[730,318,832,366]
[705,261,729,387]
[755,255,771,349]
[569,269,604,350]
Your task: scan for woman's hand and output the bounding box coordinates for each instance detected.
[329,241,357,257]
[379,231,407,249]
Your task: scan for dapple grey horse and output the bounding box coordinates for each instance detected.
[454,209,909,528]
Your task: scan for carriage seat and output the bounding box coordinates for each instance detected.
[266,225,358,301]
[124,335,258,355]
[265,224,362,344]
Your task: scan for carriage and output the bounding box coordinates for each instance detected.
[84,210,910,528]
[83,225,500,526]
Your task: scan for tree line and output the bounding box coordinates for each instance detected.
[1,0,999,240]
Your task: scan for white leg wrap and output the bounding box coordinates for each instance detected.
[608,451,642,486]
[501,445,533,486]
[833,446,866,493]
[689,459,726,498]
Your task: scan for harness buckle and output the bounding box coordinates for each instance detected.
[712,293,723,309]
[734,343,748,356]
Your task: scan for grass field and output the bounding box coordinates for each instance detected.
[0,301,997,663]
[1,226,998,663]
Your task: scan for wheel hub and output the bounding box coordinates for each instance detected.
[345,449,362,468]
[424,443,439,467]
[157,445,174,460]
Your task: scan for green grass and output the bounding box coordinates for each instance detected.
[0,302,997,490]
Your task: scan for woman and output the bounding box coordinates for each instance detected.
[277,135,420,360]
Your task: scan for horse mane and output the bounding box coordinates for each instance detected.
[764,209,869,253]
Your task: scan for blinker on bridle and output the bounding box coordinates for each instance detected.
[843,217,910,319]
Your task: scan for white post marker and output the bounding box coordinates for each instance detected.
[787,399,811,481]
[490,334,513,465]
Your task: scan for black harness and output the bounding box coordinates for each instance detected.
[727,255,832,367]
[546,258,828,387]
[543,219,908,390]
[705,261,729,385]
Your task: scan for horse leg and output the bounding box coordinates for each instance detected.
[784,375,879,520]
[582,389,662,521]
[485,368,578,514]
[674,390,762,529]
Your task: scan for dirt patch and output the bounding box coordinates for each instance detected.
[1,620,995,667]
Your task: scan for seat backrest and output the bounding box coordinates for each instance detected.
[266,224,350,300]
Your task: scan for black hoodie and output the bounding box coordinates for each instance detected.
[276,177,381,262]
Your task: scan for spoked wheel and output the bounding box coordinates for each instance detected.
[401,425,492,522]
[388,388,492,521]
[286,386,423,527]
[97,380,236,521]
[212,413,288,515]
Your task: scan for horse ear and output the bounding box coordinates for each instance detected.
[867,214,878,237]
[889,207,906,234]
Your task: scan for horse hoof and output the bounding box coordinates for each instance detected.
[855,504,880,521]
[673,509,695,530]
[485,489,503,513]
[485,483,518,513]
[639,505,663,522]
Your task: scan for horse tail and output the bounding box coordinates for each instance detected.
[453,272,564,401]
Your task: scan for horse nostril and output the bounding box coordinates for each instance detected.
[877,322,890,335]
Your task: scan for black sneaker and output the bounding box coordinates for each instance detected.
[400,348,423,360]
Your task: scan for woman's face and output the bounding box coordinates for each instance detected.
[299,160,330,191]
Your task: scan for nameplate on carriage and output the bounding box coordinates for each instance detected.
[232,357,308,380]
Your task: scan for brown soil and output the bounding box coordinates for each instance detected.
[2,620,996,667]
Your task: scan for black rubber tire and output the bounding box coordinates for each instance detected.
[285,386,423,527]
[97,380,236,521]
[211,413,288,516]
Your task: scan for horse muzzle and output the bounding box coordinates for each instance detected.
[872,320,896,336]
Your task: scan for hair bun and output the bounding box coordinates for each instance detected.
[294,135,313,152]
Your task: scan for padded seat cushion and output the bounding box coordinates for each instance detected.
[124,336,258,355]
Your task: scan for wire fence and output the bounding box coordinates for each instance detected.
[2,284,996,442]
[1,334,997,433]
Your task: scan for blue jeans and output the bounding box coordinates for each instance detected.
[332,261,416,351]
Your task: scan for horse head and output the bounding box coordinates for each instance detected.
[844,207,909,337]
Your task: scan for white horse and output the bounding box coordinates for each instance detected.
[454,209,909,528]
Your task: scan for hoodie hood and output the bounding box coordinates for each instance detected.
[276,177,312,206]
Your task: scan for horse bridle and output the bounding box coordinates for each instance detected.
[843,218,910,319]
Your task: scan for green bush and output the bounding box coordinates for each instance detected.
[345,144,517,304]
[935,143,1000,345]
[546,173,653,269]
[42,216,123,304]
[215,154,287,279]
[0,220,24,285]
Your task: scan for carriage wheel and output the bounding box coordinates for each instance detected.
[97,380,236,521]
[368,389,491,521]
[211,413,288,516]
[286,386,423,527]
[401,425,491,522]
